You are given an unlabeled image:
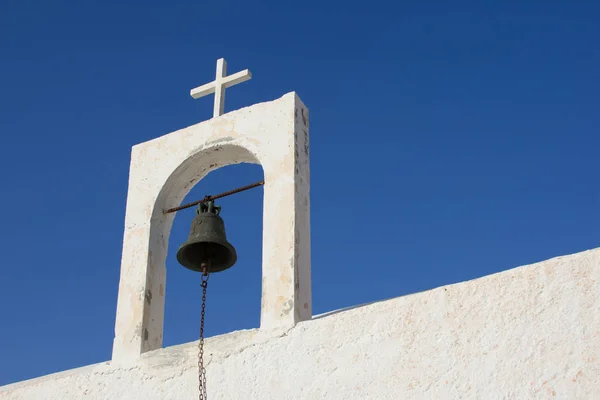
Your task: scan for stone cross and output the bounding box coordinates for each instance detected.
[190,58,252,118]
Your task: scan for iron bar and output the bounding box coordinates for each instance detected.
[163,180,264,214]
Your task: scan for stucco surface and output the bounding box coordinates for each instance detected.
[112,92,311,362]
[3,247,599,399]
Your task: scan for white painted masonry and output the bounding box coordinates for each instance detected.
[111,92,312,363]
[2,247,599,399]
[2,89,599,399]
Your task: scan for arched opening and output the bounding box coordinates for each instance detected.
[112,94,310,361]
[163,162,264,346]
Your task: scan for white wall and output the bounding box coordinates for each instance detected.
[2,247,599,399]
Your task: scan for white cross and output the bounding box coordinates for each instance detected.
[190,58,252,118]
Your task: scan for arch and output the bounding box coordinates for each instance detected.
[112,92,312,363]
[163,162,264,345]
[145,144,261,352]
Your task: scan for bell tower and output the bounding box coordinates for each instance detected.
[111,59,312,363]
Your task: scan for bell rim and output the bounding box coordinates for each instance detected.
[176,240,238,273]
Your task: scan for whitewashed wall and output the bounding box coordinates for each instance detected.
[112,92,311,362]
[2,247,599,399]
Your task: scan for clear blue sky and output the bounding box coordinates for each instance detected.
[1,0,598,386]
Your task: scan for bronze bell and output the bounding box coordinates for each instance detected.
[176,200,237,274]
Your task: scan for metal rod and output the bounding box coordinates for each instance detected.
[163,180,264,214]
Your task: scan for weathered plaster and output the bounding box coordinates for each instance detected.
[111,92,312,363]
[2,248,599,399]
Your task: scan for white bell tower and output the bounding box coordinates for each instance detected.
[111,59,312,363]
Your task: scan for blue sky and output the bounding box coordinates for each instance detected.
[1,0,599,386]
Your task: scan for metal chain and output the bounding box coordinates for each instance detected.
[198,270,210,400]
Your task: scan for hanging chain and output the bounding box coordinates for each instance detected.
[198,269,210,400]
